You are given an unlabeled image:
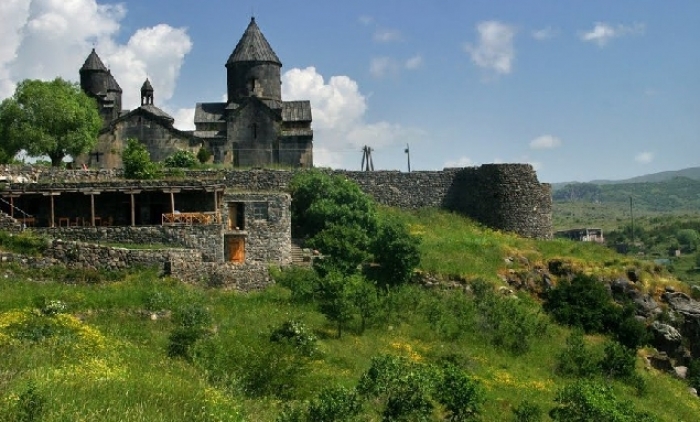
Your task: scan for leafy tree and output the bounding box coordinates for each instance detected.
[122,138,162,179]
[600,341,636,379]
[197,146,212,164]
[436,362,484,421]
[0,99,25,163]
[676,228,699,252]
[290,169,378,240]
[0,78,101,166]
[357,354,436,422]
[317,271,361,337]
[367,217,421,289]
[164,149,198,168]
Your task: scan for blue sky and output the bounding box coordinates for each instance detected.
[1,0,698,183]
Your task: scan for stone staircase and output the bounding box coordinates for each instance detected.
[291,239,312,266]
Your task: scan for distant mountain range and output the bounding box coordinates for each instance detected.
[551,166,700,190]
[551,167,700,213]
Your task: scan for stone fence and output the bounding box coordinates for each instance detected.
[1,164,552,238]
[34,225,224,262]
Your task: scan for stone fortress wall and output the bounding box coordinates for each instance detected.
[1,164,552,239]
[0,164,551,288]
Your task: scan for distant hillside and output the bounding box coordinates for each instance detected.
[552,177,700,213]
[552,166,700,190]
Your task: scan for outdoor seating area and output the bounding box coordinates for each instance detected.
[162,212,220,225]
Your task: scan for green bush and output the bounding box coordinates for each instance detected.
[549,380,659,421]
[512,400,543,422]
[272,266,320,303]
[306,386,362,422]
[544,274,620,334]
[600,341,637,379]
[473,281,549,355]
[164,150,198,168]
[197,146,212,164]
[556,330,601,378]
[167,303,211,359]
[366,217,421,289]
[436,362,484,421]
[122,138,162,179]
[270,320,318,357]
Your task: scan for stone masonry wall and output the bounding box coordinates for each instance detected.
[168,260,272,291]
[1,164,552,238]
[34,225,224,262]
[44,239,198,271]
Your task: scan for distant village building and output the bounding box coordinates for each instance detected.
[554,228,605,243]
[79,17,313,169]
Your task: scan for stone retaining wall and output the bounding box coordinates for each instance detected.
[43,240,199,271]
[34,225,223,262]
[168,260,272,291]
[1,164,552,238]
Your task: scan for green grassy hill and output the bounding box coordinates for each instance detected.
[1,209,699,421]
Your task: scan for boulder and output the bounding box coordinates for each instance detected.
[647,352,675,372]
[650,321,684,357]
[663,292,700,317]
[674,366,688,380]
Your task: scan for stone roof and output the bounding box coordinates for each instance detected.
[106,71,122,93]
[194,103,226,124]
[139,104,174,121]
[282,101,312,122]
[141,78,154,92]
[227,17,281,65]
[80,49,108,72]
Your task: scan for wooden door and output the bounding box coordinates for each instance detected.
[227,236,245,263]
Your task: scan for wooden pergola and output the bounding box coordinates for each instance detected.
[0,182,225,228]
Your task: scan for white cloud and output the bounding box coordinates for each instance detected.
[444,156,475,168]
[405,54,423,69]
[580,22,645,47]
[529,134,562,150]
[282,66,424,169]
[532,26,557,41]
[464,21,516,75]
[370,55,422,78]
[373,28,402,43]
[635,151,654,164]
[0,0,192,112]
[370,56,399,78]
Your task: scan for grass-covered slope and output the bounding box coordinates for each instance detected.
[1,210,699,421]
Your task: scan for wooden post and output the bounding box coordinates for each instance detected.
[9,197,13,218]
[214,190,219,222]
[51,196,54,227]
[170,192,175,215]
[90,193,96,226]
[131,193,136,226]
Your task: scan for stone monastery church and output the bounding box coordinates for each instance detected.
[78,17,314,169]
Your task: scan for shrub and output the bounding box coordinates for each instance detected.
[473,281,549,355]
[164,149,198,168]
[317,271,361,337]
[436,362,484,421]
[600,341,637,379]
[11,382,46,422]
[556,330,601,378]
[306,386,363,422]
[122,138,162,179]
[544,274,619,334]
[512,400,543,422]
[270,320,318,357]
[167,303,211,359]
[549,380,659,422]
[357,354,436,422]
[272,266,320,303]
[687,359,700,391]
[197,146,212,164]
